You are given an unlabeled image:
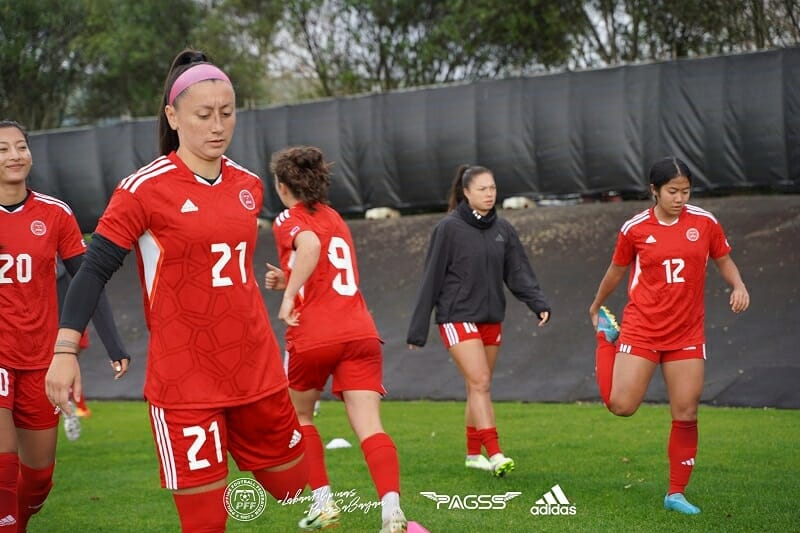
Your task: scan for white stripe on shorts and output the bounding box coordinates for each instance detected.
[150,405,178,490]
[444,323,459,347]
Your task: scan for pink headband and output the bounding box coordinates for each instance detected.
[168,64,232,105]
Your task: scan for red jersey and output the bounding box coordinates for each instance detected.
[96,152,285,408]
[0,190,86,369]
[613,204,732,350]
[273,203,379,353]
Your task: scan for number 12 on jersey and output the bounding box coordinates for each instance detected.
[662,258,685,284]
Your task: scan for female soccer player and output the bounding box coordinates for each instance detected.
[406,164,551,476]
[589,156,750,515]
[265,146,407,533]
[0,120,128,531]
[45,50,307,531]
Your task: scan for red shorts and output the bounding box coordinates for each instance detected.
[438,322,502,349]
[0,366,59,430]
[148,388,303,490]
[617,342,706,363]
[286,338,385,399]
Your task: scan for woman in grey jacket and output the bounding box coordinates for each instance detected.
[406,164,551,477]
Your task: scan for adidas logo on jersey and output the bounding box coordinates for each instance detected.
[0,514,17,526]
[529,484,577,516]
[645,235,657,243]
[180,199,199,213]
[288,429,302,449]
[495,234,505,242]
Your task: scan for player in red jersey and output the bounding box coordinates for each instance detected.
[45,50,307,532]
[265,146,407,533]
[589,157,749,515]
[0,120,128,532]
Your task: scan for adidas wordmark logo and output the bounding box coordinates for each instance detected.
[529,484,577,516]
[180,199,199,213]
[645,235,657,243]
[288,429,302,449]
[0,514,17,526]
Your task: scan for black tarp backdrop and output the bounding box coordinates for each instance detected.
[26,47,800,232]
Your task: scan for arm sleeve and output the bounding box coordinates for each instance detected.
[406,224,449,346]
[503,226,551,316]
[62,254,130,361]
[60,234,131,343]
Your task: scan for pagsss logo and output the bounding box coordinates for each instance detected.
[224,478,266,521]
[529,484,576,516]
[420,491,522,510]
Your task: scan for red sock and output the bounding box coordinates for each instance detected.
[0,453,18,532]
[466,426,481,455]
[668,420,698,495]
[74,392,88,411]
[360,433,400,498]
[477,427,501,457]
[173,487,227,532]
[300,424,329,490]
[595,332,617,407]
[17,463,53,532]
[253,455,308,502]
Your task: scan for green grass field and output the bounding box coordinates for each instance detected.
[30,401,799,532]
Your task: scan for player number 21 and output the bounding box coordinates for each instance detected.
[662,258,685,284]
[211,242,247,287]
[183,421,223,471]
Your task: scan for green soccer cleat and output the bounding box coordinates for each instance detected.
[664,493,701,515]
[489,453,515,477]
[597,306,620,343]
[298,501,341,531]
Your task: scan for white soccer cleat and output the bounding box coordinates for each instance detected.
[464,454,493,471]
[489,453,515,477]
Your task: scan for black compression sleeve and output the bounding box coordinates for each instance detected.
[60,234,130,332]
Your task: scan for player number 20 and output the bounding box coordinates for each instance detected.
[211,242,247,287]
[662,258,686,284]
[0,253,32,284]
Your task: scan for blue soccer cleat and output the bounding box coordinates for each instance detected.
[664,493,701,515]
[597,306,620,343]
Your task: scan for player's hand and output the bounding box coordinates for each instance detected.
[111,357,130,380]
[46,353,81,416]
[537,311,551,326]
[264,262,286,290]
[730,284,750,313]
[278,296,300,326]
[588,305,600,329]
[408,344,419,350]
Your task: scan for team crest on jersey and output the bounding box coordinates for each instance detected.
[239,190,256,210]
[30,220,47,236]
[685,227,699,242]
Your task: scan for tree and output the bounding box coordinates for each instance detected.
[276,0,582,98]
[0,0,88,130]
[72,0,204,122]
